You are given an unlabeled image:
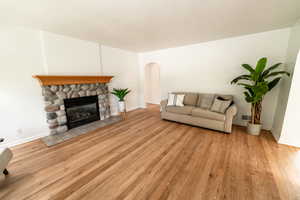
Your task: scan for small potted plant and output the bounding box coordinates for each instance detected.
[111,88,131,112]
[231,57,290,135]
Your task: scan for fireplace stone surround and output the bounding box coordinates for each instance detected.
[42,83,111,135]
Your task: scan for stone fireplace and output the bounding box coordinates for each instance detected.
[34,75,113,135]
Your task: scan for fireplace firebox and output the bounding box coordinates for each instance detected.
[64,96,100,129]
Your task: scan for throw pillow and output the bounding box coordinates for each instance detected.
[211,97,232,113]
[167,93,185,107]
[167,93,175,106]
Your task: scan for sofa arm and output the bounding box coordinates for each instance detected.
[160,99,168,112]
[224,104,238,133]
[226,104,237,117]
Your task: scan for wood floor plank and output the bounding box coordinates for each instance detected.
[2,117,165,200]
[26,119,178,200]
[75,125,191,200]
[0,105,299,200]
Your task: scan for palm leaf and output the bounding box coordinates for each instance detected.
[241,64,255,73]
[255,57,267,74]
[237,83,253,88]
[265,71,290,79]
[244,86,254,96]
[244,91,253,103]
[268,77,281,91]
[261,63,282,77]
[231,75,251,84]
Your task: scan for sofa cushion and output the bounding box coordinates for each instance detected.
[183,93,198,106]
[196,96,201,107]
[166,106,194,115]
[191,107,225,121]
[197,94,215,109]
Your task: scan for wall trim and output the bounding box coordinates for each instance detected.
[111,106,142,116]
[0,132,49,148]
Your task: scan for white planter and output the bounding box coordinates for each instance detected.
[118,101,126,112]
[247,123,262,135]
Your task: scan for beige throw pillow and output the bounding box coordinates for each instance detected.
[167,93,185,107]
[211,98,232,113]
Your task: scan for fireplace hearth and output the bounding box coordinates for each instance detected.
[64,96,100,129]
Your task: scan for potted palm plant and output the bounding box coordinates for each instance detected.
[111,88,131,112]
[231,57,290,135]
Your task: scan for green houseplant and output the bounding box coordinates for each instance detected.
[231,57,290,135]
[111,88,131,112]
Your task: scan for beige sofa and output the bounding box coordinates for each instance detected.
[160,92,237,133]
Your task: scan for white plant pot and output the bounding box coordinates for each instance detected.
[247,123,262,136]
[118,101,126,112]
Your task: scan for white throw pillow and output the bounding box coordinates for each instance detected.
[167,93,175,106]
[167,93,185,107]
[175,94,185,106]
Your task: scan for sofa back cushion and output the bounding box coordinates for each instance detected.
[184,93,198,106]
[196,94,215,109]
[170,92,233,109]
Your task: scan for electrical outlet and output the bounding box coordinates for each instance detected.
[242,115,251,121]
[17,128,22,134]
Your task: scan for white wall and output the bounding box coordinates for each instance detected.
[42,32,101,75]
[139,29,290,130]
[0,28,48,146]
[279,51,300,147]
[273,21,300,146]
[101,45,140,115]
[144,63,161,104]
[0,28,140,147]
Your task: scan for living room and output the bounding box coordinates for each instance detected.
[0,1,300,199]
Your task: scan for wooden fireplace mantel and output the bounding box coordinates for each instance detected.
[33,75,113,86]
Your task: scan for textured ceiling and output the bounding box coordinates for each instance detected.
[1,0,300,52]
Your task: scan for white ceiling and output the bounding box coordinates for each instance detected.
[1,0,300,52]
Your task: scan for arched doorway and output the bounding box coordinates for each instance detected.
[144,63,161,106]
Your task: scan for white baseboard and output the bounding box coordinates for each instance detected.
[0,132,49,148]
[127,106,143,111]
[278,139,300,148]
[111,106,143,116]
[139,104,147,109]
[146,101,160,105]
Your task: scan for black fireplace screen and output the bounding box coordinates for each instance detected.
[64,96,100,129]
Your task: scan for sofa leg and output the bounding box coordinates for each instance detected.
[3,169,8,175]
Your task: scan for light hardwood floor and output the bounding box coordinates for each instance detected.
[1,105,300,200]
